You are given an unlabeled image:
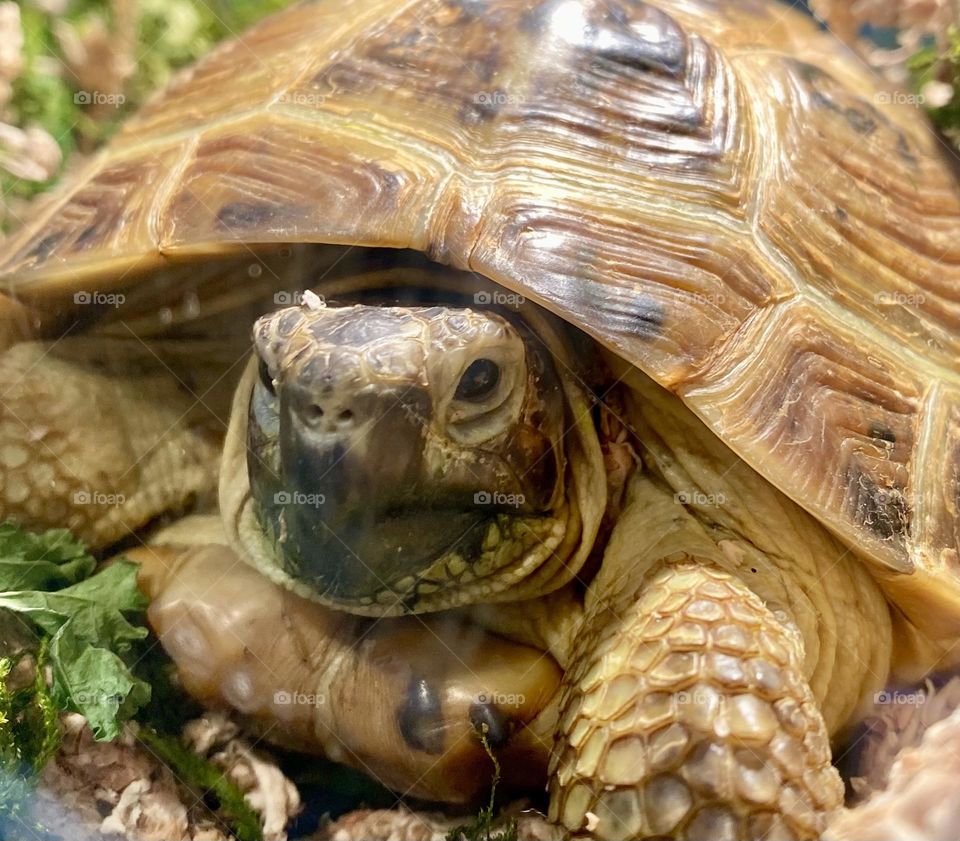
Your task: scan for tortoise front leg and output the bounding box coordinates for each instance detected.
[132,539,559,804]
[0,338,224,549]
[550,556,842,840]
[549,471,848,841]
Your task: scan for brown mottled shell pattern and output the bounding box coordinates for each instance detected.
[1,0,959,623]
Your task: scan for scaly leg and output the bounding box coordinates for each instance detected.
[0,338,225,548]
[549,477,844,840]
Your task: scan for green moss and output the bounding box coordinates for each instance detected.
[2,0,294,230]
[0,643,62,834]
[446,730,519,841]
[907,26,960,152]
[136,725,264,841]
[131,0,290,105]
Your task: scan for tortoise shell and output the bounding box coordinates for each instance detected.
[1,0,960,630]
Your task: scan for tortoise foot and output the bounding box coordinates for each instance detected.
[134,541,559,804]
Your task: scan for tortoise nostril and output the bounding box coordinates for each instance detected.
[300,402,358,430]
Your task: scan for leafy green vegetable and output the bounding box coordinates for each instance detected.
[0,523,95,592]
[137,725,264,841]
[0,524,149,740]
[0,522,268,841]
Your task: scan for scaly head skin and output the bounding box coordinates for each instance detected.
[237,302,572,613]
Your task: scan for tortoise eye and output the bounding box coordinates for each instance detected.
[455,358,501,402]
[258,357,276,396]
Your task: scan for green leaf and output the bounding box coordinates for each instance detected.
[49,628,149,740]
[0,548,150,741]
[0,523,95,593]
[58,560,146,614]
[0,592,74,638]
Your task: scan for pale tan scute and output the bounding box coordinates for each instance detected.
[1,0,959,618]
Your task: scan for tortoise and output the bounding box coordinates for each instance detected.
[0,0,959,838]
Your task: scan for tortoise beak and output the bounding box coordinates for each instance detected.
[278,379,409,589]
[270,372,488,600]
[279,376,428,511]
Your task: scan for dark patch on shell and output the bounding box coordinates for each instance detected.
[397,677,444,754]
[471,44,502,85]
[792,61,847,116]
[834,206,848,223]
[459,93,502,125]
[73,223,103,250]
[518,0,560,34]
[843,106,877,136]
[448,0,487,17]
[276,309,306,338]
[792,59,828,85]
[308,61,362,96]
[868,423,896,444]
[370,28,432,69]
[849,468,910,541]
[896,131,918,166]
[25,231,65,263]
[469,700,511,747]
[630,298,666,340]
[587,1,687,77]
[216,201,277,231]
[791,58,917,166]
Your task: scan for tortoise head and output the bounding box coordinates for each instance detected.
[232,300,578,613]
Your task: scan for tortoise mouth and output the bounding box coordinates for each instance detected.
[254,498,505,604]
